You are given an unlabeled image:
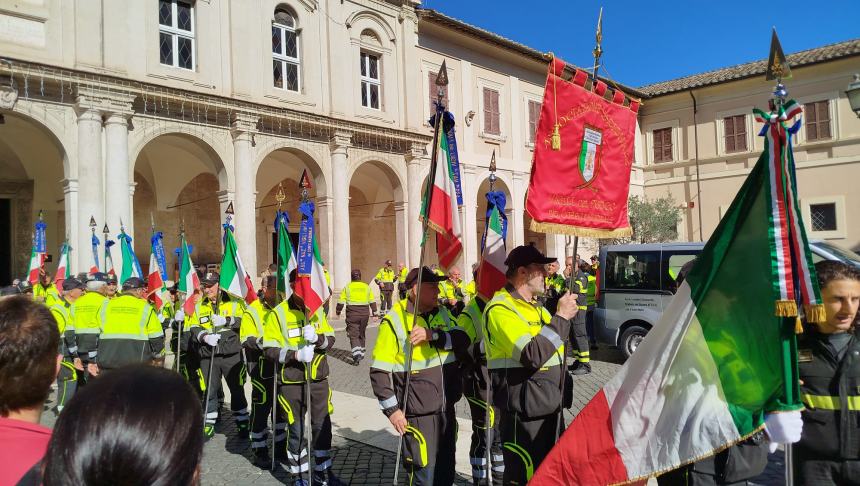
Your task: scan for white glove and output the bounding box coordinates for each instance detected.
[296,345,315,363]
[211,315,227,327]
[202,333,221,347]
[302,325,318,343]
[765,411,803,453]
[278,347,289,363]
[174,309,185,322]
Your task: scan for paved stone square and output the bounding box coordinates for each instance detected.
[40,319,785,485]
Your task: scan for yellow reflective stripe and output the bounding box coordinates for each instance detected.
[99,334,150,340]
[311,353,324,380]
[465,302,483,343]
[197,369,206,391]
[278,395,295,424]
[503,441,534,480]
[802,394,860,410]
[251,378,267,404]
[60,360,77,373]
[466,396,495,428]
[328,387,334,414]
[404,425,428,466]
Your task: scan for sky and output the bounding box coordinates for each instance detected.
[419,0,859,88]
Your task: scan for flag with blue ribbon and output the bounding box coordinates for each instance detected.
[151,231,168,280]
[296,201,315,276]
[90,233,100,272]
[34,218,47,254]
[429,109,463,205]
[105,239,116,275]
[482,191,508,250]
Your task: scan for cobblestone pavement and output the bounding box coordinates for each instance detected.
[40,318,785,485]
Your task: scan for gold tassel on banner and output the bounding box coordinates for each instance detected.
[550,52,561,151]
[774,299,798,318]
[551,123,561,150]
[794,316,804,334]
[804,303,827,324]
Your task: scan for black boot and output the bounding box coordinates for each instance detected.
[570,361,592,375]
[252,447,271,469]
[236,420,250,440]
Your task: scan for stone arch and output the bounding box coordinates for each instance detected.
[347,154,405,201]
[129,124,231,187]
[0,105,71,283]
[475,175,514,250]
[253,138,327,198]
[345,10,396,45]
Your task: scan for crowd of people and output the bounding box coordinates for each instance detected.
[1,246,857,486]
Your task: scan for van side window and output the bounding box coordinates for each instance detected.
[664,252,698,293]
[605,252,660,291]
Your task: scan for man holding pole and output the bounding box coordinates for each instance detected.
[186,271,249,441]
[262,269,342,485]
[484,245,577,485]
[369,266,458,485]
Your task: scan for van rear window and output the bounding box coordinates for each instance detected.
[605,252,660,291]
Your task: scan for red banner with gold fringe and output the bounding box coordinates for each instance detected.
[526,56,638,237]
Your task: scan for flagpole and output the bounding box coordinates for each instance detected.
[176,219,185,375]
[297,178,315,486]
[392,60,449,485]
[272,183,286,471]
[485,151,497,486]
[89,216,98,273]
[103,223,110,274]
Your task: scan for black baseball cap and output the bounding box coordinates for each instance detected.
[90,272,109,283]
[106,273,118,284]
[351,269,362,280]
[201,271,220,285]
[403,266,447,288]
[62,278,85,291]
[122,277,146,291]
[504,245,555,271]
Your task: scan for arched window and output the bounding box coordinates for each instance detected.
[359,29,381,109]
[272,7,300,92]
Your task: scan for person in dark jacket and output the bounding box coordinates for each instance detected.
[794,260,860,485]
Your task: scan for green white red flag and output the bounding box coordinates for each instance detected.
[118,231,143,285]
[422,111,463,270]
[147,251,169,311]
[219,222,257,304]
[476,192,507,300]
[294,201,330,316]
[54,242,71,292]
[276,210,298,299]
[533,101,825,484]
[177,236,200,315]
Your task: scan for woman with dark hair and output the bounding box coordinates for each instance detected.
[42,365,204,486]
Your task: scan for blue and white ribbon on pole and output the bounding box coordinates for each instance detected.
[296,201,316,276]
[90,233,101,272]
[151,231,168,280]
[34,219,47,253]
[482,191,508,251]
[429,109,464,206]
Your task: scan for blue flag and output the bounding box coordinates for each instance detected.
[296,201,316,276]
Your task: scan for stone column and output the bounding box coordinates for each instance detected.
[230,113,259,277]
[393,202,409,270]
[74,102,104,274]
[405,142,426,268]
[62,179,80,273]
[103,105,134,273]
[329,131,352,294]
[461,165,478,276]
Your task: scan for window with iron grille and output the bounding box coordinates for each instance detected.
[723,115,747,153]
[652,127,673,163]
[482,87,501,136]
[360,52,381,109]
[804,100,832,141]
[428,71,450,114]
[159,0,195,70]
[528,100,541,145]
[810,202,837,232]
[272,8,300,92]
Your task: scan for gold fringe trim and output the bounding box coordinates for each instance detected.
[529,219,632,238]
[774,300,798,318]
[804,304,827,324]
[795,316,804,335]
[551,123,561,150]
[608,424,770,486]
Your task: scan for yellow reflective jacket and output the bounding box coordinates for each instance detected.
[262,300,335,383]
[186,295,246,356]
[50,300,78,358]
[72,291,109,358]
[97,294,165,370]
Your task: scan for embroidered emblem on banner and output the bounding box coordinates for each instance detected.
[578,126,602,186]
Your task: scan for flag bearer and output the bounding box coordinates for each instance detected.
[457,266,504,485]
[186,271,249,441]
[375,260,396,314]
[262,270,343,485]
[335,269,378,365]
[34,269,60,307]
[795,260,860,484]
[240,276,287,468]
[370,267,462,485]
[89,277,165,375]
[567,262,591,375]
[49,277,85,412]
[73,272,111,382]
[484,245,577,485]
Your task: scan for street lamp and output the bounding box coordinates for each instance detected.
[847,73,860,118]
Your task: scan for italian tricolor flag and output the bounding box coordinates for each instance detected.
[276,211,297,299]
[220,225,257,304]
[119,231,143,285]
[422,118,462,270]
[534,104,818,484]
[54,243,71,291]
[295,202,330,316]
[147,251,170,311]
[476,200,506,300]
[177,236,200,315]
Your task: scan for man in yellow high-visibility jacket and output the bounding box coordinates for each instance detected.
[90,277,164,375]
[484,245,578,485]
[335,269,377,365]
[73,272,111,383]
[375,260,396,314]
[49,277,85,413]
